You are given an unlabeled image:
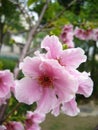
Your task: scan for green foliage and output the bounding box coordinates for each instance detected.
[0,61,3,69]
[1,0,24,31]
[6,96,36,122]
[57,0,98,28]
[80,0,98,21]
[0,0,25,48]
[27,0,38,7]
[0,55,18,72]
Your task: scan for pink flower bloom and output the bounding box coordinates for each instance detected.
[15,56,78,114]
[60,25,74,48]
[0,70,14,98]
[5,121,24,130]
[61,32,74,48]
[15,34,93,117]
[74,27,93,41]
[25,111,45,130]
[41,35,86,69]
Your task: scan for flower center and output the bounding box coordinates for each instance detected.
[38,75,53,87]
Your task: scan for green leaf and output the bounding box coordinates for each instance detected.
[27,0,36,7]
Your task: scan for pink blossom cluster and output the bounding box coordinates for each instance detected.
[0,70,14,106]
[0,34,94,130]
[15,35,93,117]
[60,24,98,45]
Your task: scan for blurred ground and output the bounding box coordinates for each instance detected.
[41,101,98,130]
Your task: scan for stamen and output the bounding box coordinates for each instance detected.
[38,75,53,87]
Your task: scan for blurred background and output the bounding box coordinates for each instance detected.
[0,0,98,129]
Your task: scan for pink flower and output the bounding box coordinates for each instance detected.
[25,111,45,130]
[5,121,24,130]
[15,34,93,117]
[0,70,14,98]
[60,25,74,48]
[15,56,78,114]
[41,35,86,69]
[61,32,74,48]
[74,27,93,41]
[41,35,93,116]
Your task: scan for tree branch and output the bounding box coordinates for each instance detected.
[14,0,50,78]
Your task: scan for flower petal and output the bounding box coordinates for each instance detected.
[54,70,78,102]
[66,68,93,97]
[0,70,14,98]
[15,77,42,105]
[60,48,87,68]
[36,88,58,114]
[0,84,10,98]
[77,72,93,97]
[51,103,61,117]
[41,35,62,59]
[61,98,80,116]
[20,57,41,77]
